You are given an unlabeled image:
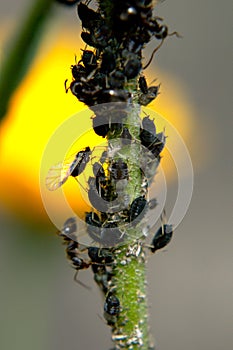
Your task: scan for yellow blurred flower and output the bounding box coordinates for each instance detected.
[0,27,196,227]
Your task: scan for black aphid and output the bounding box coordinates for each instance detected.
[150,224,173,253]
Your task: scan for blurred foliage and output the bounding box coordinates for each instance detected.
[0,0,55,119]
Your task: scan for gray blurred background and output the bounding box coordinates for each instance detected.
[0,1,232,349]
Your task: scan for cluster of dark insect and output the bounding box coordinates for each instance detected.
[52,0,177,348]
[64,0,179,107]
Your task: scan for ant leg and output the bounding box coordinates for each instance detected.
[64,79,69,93]
[143,40,164,70]
[169,31,182,38]
[73,270,91,290]
[74,177,88,192]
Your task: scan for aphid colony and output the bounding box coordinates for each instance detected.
[46,115,165,242]
[57,212,173,327]
[47,113,173,326]
[51,0,176,338]
[65,0,179,108]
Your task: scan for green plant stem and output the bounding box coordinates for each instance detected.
[0,0,54,120]
[112,244,149,349]
[108,99,150,348]
[94,0,152,347]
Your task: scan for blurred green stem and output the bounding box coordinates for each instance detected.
[0,0,55,120]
